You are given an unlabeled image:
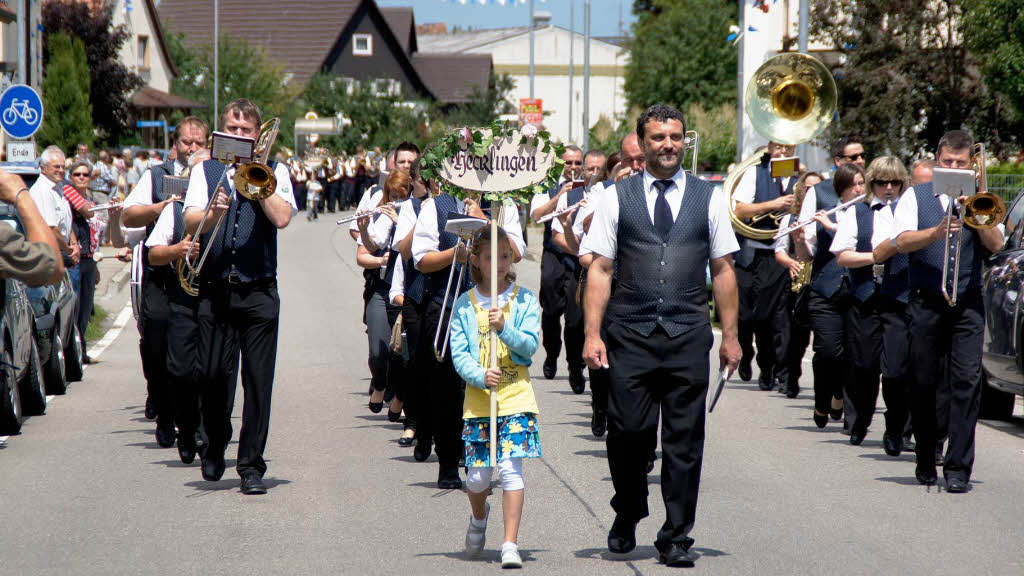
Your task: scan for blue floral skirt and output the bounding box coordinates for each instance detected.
[462,412,542,468]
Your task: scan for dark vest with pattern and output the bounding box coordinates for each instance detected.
[814,178,839,211]
[199,159,281,283]
[561,186,586,274]
[403,197,429,304]
[606,173,712,337]
[735,157,796,268]
[541,184,563,254]
[143,161,177,277]
[881,200,910,303]
[427,194,487,307]
[848,202,879,302]
[908,182,983,298]
[810,211,846,298]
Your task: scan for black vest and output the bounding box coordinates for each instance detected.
[848,202,879,302]
[815,178,839,211]
[880,201,910,303]
[427,194,484,307]
[606,173,712,337]
[810,211,847,298]
[199,159,281,283]
[142,161,176,276]
[403,197,429,304]
[561,186,586,274]
[908,182,984,298]
[541,184,563,254]
[735,158,796,268]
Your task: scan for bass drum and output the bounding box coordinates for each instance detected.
[130,243,144,320]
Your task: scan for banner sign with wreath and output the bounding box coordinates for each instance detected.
[420,121,565,205]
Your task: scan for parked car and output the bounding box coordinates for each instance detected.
[0,236,47,434]
[0,204,82,397]
[981,189,1024,419]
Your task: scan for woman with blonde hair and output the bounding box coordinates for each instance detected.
[830,156,911,451]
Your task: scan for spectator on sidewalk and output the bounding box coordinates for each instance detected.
[0,168,63,286]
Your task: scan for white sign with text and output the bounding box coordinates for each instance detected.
[439,130,556,192]
[6,140,35,162]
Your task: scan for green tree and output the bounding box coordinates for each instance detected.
[39,32,93,153]
[963,0,1024,156]
[443,73,517,130]
[625,0,737,112]
[42,0,143,144]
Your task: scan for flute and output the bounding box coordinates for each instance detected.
[336,199,409,225]
[88,202,122,212]
[535,198,587,224]
[772,193,867,240]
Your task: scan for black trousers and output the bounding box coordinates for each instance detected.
[540,249,567,362]
[294,182,307,211]
[167,299,210,442]
[562,264,585,373]
[197,279,280,477]
[783,286,812,386]
[139,272,172,426]
[579,275,609,413]
[606,322,713,551]
[736,250,789,382]
[907,290,984,481]
[807,287,853,417]
[416,298,465,471]
[75,258,97,360]
[845,293,885,435]
[327,180,341,212]
[878,295,911,436]
[401,296,430,432]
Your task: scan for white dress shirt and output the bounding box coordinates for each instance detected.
[412,197,526,266]
[29,176,73,242]
[349,187,383,235]
[551,180,607,237]
[831,197,895,254]
[124,160,186,208]
[389,258,405,305]
[733,168,792,250]
[145,204,178,248]
[579,169,739,261]
[890,185,1005,246]
[529,176,568,219]
[774,214,794,254]
[184,161,297,213]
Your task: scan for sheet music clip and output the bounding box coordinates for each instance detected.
[932,167,976,199]
[211,131,256,165]
[444,213,489,239]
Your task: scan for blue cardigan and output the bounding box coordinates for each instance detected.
[449,285,541,390]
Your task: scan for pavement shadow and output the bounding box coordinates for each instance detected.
[600,475,661,485]
[406,481,465,496]
[858,453,916,463]
[573,433,605,442]
[415,548,545,563]
[151,458,197,469]
[574,449,607,458]
[109,428,156,435]
[184,476,291,493]
[392,454,432,464]
[820,439,883,449]
[875,476,928,486]
[783,425,845,433]
[575,545,659,561]
[978,417,1024,439]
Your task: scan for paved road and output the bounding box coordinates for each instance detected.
[2,216,1023,576]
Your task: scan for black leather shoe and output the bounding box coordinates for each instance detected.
[659,543,697,567]
[915,465,937,486]
[946,477,968,493]
[387,407,402,422]
[201,449,226,482]
[155,421,176,448]
[177,435,198,464]
[607,516,637,554]
[383,389,395,405]
[849,429,866,446]
[813,411,828,429]
[738,357,752,382]
[368,399,384,414]
[144,397,156,420]
[786,381,800,399]
[543,356,557,380]
[591,409,607,438]
[758,371,775,391]
[397,434,415,447]
[240,472,267,495]
[829,407,843,421]
[569,370,586,394]
[882,433,903,457]
[413,438,433,462]
[775,378,787,395]
[437,467,462,490]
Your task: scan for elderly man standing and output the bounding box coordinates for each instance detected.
[0,169,64,286]
[29,146,79,270]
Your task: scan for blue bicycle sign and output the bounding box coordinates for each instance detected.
[0,85,43,140]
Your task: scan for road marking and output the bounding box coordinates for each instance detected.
[87,302,133,363]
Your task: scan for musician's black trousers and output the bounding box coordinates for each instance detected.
[844,293,885,435]
[878,295,911,437]
[807,287,853,417]
[197,279,280,478]
[539,249,567,362]
[579,273,609,414]
[167,299,208,443]
[561,263,585,373]
[783,286,812,386]
[401,296,430,433]
[735,250,789,383]
[417,298,466,472]
[294,182,307,211]
[139,273,172,425]
[907,290,984,481]
[365,290,391,393]
[606,322,712,551]
[327,180,341,212]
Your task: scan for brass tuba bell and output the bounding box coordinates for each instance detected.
[744,52,837,145]
[233,118,280,201]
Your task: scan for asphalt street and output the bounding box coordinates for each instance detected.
[1,215,1023,576]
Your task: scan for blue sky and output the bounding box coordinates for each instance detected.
[376,0,637,37]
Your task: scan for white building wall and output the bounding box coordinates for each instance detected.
[111,0,172,93]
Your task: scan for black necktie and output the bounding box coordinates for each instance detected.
[653,179,674,239]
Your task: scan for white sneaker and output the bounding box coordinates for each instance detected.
[465,503,489,559]
[501,542,522,569]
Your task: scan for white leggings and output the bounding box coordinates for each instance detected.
[465,457,524,493]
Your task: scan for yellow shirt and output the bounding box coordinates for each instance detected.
[462,287,540,419]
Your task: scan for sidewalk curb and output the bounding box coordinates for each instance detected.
[110,262,131,292]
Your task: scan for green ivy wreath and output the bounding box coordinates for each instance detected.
[419,120,566,206]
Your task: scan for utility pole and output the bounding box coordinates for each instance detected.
[214,0,220,130]
[568,0,574,142]
[583,0,590,150]
[797,0,809,160]
[736,0,744,161]
[528,0,535,98]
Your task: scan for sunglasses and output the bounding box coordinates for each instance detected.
[841,153,865,161]
[565,160,583,165]
[71,172,90,177]
[872,179,903,188]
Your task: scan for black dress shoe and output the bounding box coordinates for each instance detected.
[849,429,866,446]
[397,434,415,447]
[437,467,462,489]
[607,516,637,554]
[915,465,937,486]
[240,472,267,495]
[569,369,586,394]
[946,476,968,493]
[738,357,752,382]
[387,407,402,422]
[413,438,433,462]
[882,433,903,457]
[144,397,157,420]
[776,378,787,395]
[591,409,607,438]
[368,400,384,414]
[177,436,198,464]
[829,406,843,421]
[155,421,176,448]
[543,356,557,380]
[659,543,697,567]
[786,381,800,399]
[383,389,395,405]
[813,411,828,429]
[758,375,774,391]
[201,449,226,482]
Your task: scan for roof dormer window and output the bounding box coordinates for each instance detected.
[353,34,373,56]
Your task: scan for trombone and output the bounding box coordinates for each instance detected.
[176,118,281,296]
[941,143,1006,306]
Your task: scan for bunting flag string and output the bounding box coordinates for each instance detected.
[441,0,546,5]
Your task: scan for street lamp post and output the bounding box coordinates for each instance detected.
[568,0,574,142]
[528,0,535,99]
[582,0,590,150]
[214,0,219,130]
